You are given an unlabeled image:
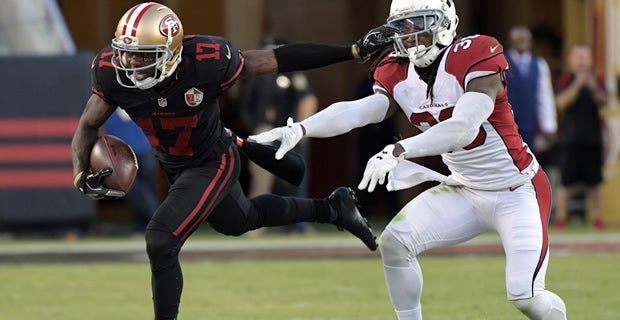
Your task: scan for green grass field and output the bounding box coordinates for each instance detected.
[1,253,619,319]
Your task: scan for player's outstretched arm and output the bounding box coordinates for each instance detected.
[249,92,394,159]
[241,24,397,77]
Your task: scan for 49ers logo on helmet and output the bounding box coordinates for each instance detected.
[160,14,181,37]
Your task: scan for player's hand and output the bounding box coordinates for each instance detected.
[74,168,125,200]
[354,24,399,63]
[358,144,405,192]
[247,117,303,160]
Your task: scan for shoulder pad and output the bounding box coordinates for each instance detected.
[184,35,236,62]
[373,55,409,96]
[183,35,244,90]
[445,35,509,87]
[90,45,118,101]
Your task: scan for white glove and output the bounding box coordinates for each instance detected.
[247,117,304,160]
[358,144,405,192]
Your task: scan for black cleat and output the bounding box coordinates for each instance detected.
[327,187,378,251]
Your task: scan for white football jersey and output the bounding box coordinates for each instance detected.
[373,34,538,190]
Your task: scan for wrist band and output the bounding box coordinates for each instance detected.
[73,171,84,188]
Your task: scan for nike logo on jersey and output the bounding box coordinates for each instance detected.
[225,45,232,59]
[490,44,500,53]
[508,184,523,192]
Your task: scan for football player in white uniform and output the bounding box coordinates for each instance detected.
[248,0,567,319]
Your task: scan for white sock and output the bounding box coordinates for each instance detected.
[395,306,422,320]
[380,230,423,320]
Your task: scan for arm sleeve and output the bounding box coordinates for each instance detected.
[398,91,494,158]
[274,43,354,73]
[300,93,390,138]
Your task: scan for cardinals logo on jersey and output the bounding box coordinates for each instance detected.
[184,87,203,107]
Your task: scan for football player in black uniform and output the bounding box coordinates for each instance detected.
[71,2,396,319]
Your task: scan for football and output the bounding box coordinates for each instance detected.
[90,134,138,192]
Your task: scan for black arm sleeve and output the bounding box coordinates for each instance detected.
[273,43,354,73]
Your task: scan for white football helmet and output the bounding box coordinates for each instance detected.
[387,0,459,67]
[111,2,184,89]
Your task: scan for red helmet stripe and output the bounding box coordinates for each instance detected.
[122,2,158,37]
[121,3,143,36]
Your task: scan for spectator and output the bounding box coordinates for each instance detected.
[505,25,557,153]
[239,36,319,234]
[554,43,608,231]
[103,108,159,235]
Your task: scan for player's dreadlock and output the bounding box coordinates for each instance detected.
[368,46,397,79]
[414,36,459,102]
[414,48,446,101]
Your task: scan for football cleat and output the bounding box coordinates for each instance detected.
[327,187,378,251]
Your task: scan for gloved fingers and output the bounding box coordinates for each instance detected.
[275,143,293,160]
[93,167,113,181]
[248,129,282,144]
[358,168,372,191]
[104,189,126,199]
[377,172,386,186]
[367,173,379,193]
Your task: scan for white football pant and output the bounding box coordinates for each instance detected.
[379,171,566,319]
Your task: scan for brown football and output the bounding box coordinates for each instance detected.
[90,134,138,192]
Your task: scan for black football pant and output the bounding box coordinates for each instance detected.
[144,146,332,319]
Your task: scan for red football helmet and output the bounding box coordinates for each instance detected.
[111,2,184,89]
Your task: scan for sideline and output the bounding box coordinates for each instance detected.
[0,232,619,264]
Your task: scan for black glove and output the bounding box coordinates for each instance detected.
[75,168,125,200]
[355,24,399,63]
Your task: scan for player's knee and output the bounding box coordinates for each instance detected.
[145,230,181,263]
[379,229,412,266]
[506,278,530,300]
[207,206,254,236]
[209,220,248,236]
[510,291,567,320]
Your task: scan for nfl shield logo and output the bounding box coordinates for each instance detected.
[184,88,203,107]
[157,97,167,107]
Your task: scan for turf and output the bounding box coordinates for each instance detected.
[1,253,619,319]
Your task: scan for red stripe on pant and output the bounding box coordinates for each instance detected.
[173,146,235,242]
[531,168,552,294]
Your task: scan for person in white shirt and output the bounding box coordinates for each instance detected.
[249,0,567,319]
[505,25,557,154]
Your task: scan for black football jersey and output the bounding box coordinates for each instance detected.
[91,35,244,173]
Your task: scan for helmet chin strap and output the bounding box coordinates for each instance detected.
[408,45,446,68]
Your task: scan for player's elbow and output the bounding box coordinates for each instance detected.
[454,126,480,148]
[443,119,480,150]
